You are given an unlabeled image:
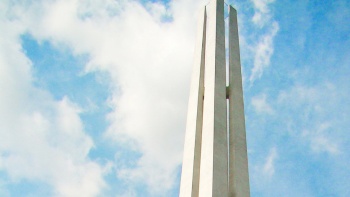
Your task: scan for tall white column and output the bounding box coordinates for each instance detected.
[179,1,250,197]
[198,0,228,196]
[228,6,250,197]
[179,7,206,197]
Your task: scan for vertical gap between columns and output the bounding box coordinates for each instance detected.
[224,3,230,192]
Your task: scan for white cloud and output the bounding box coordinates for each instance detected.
[251,93,274,115]
[251,0,275,27]
[311,135,339,155]
[0,0,209,194]
[250,21,279,83]
[0,4,106,196]
[277,84,341,156]
[278,85,319,105]
[145,2,171,22]
[304,122,340,155]
[248,0,279,84]
[263,147,277,177]
[116,188,137,197]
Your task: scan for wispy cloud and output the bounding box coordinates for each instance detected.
[263,147,277,177]
[303,122,340,155]
[250,22,279,83]
[251,93,274,115]
[277,84,343,156]
[251,0,275,27]
[249,0,279,84]
[311,135,339,155]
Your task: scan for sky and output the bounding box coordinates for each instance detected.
[0,0,350,196]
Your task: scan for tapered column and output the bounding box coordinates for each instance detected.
[179,7,206,197]
[228,6,250,197]
[198,0,228,196]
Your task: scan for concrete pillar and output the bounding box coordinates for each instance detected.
[179,7,206,197]
[198,0,228,196]
[179,1,250,197]
[228,6,250,197]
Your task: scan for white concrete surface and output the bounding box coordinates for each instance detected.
[198,0,228,196]
[179,7,206,197]
[179,1,250,197]
[228,6,250,197]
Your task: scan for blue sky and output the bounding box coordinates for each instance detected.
[0,0,349,196]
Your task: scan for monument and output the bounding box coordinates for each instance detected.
[179,0,250,196]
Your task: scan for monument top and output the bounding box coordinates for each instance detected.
[179,1,250,196]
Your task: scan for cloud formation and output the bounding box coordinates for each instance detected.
[1,0,207,195]
[0,14,106,196]
[250,22,279,83]
[263,147,277,177]
[249,0,279,83]
[251,93,274,115]
[251,0,275,27]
